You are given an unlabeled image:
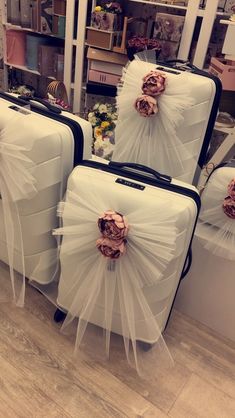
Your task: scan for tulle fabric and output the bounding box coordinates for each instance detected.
[0,116,37,306]
[196,168,235,260]
[52,180,189,375]
[112,59,196,180]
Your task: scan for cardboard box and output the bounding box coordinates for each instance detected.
[7,0,21,25]
[38,44,60,76]
[40,0,53,34]
[91,11,122,32]
[53,15,66,38]
[209,57,235,91]
[153,13,185,43]
[88,69,121,86]
[6,30,26,66]
[86,27,121,50]
[20,0,31,27]
[90,60,123,76]
[54,0,66,16]
[54,52,64,80]
[87,47,128,66]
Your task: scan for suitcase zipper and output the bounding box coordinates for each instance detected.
[0,92,84,166]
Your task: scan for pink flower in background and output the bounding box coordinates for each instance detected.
[222,196,235,219]
[135,95,158,117]
[98,210,129,240]
[142,71,166,96]
[96,237,127,259]
[227,178,235,200]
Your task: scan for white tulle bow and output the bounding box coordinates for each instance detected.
[196,170,235,260]
[53,187,185,374]
[0,117,37,306]
[112,59,195,180]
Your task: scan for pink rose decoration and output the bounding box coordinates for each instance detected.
[135,95,158,117]
[142,71,166,96]
[98,210,129,240]
[222,196,235,219]
[227,178,235,200]
[96,237,126,259]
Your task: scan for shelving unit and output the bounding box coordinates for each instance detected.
[1,0,232,112]
[1,0,89,113]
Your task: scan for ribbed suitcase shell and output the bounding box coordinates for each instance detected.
[0,94,92,284]
[57,160,200,341]
[113,60,221,185]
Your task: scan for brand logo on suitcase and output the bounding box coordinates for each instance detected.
[116,178,145,190]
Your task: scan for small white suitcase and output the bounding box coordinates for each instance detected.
[0,92,92,289]
[112,59,221,185]
[54,160,200,349]
[175,160,235,341]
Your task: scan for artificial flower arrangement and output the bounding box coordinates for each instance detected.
[223,178,235,219]
[134,70,166,117]
[91,2,123,31]
[96,210,129,259]
[87,102,118,160]
[127,36,161,60]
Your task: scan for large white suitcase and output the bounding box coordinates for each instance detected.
[54,160,200,348]
[0,92,92,288]
[112,58,221,185]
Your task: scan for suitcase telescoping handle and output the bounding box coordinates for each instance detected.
[18,96,62,114]
[109,161,172,183]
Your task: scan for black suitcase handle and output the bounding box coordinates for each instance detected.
[18,96,62,114]
[109,161,172,183]
[156,59,199,72]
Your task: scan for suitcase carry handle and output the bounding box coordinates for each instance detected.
[157,59,199,72]
[109,161,172,183]
[18,96,62,114]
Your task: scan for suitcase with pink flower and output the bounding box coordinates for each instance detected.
[0,92,92,305]
[112,58,222,185]
[53,159,200,363]
[196,160,235,260]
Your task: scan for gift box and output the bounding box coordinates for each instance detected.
[86,27,121,50]
[153,13,185,43]
[6,30,26,66]
[91,11,122,32]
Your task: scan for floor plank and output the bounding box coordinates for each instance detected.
[165,310,235,400]
[1,262,235,417]
[0,272,168,417]
[168,374,235,418]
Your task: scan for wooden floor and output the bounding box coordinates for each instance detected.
[0,262,235,418]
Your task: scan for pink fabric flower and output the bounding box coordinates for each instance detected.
[142,71,166,96]
[96,237,126,259]
[98,210,128,240]
[222,196,235,219]
[227,178,235,200]
[135,95,158,117]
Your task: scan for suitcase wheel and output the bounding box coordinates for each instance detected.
[137,341,153,352]
[54,308,67,323]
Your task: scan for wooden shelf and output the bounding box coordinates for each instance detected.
[4,23,65,39]
[128,0,230,17]
[4,62,56,79]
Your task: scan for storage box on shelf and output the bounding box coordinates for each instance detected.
[86,26,122,50]
[209,57,235,91]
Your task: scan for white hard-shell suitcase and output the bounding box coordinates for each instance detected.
[0,92,92,285]
[112,58,221,185]
[175,160,235,341]
[54,160,200,344]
